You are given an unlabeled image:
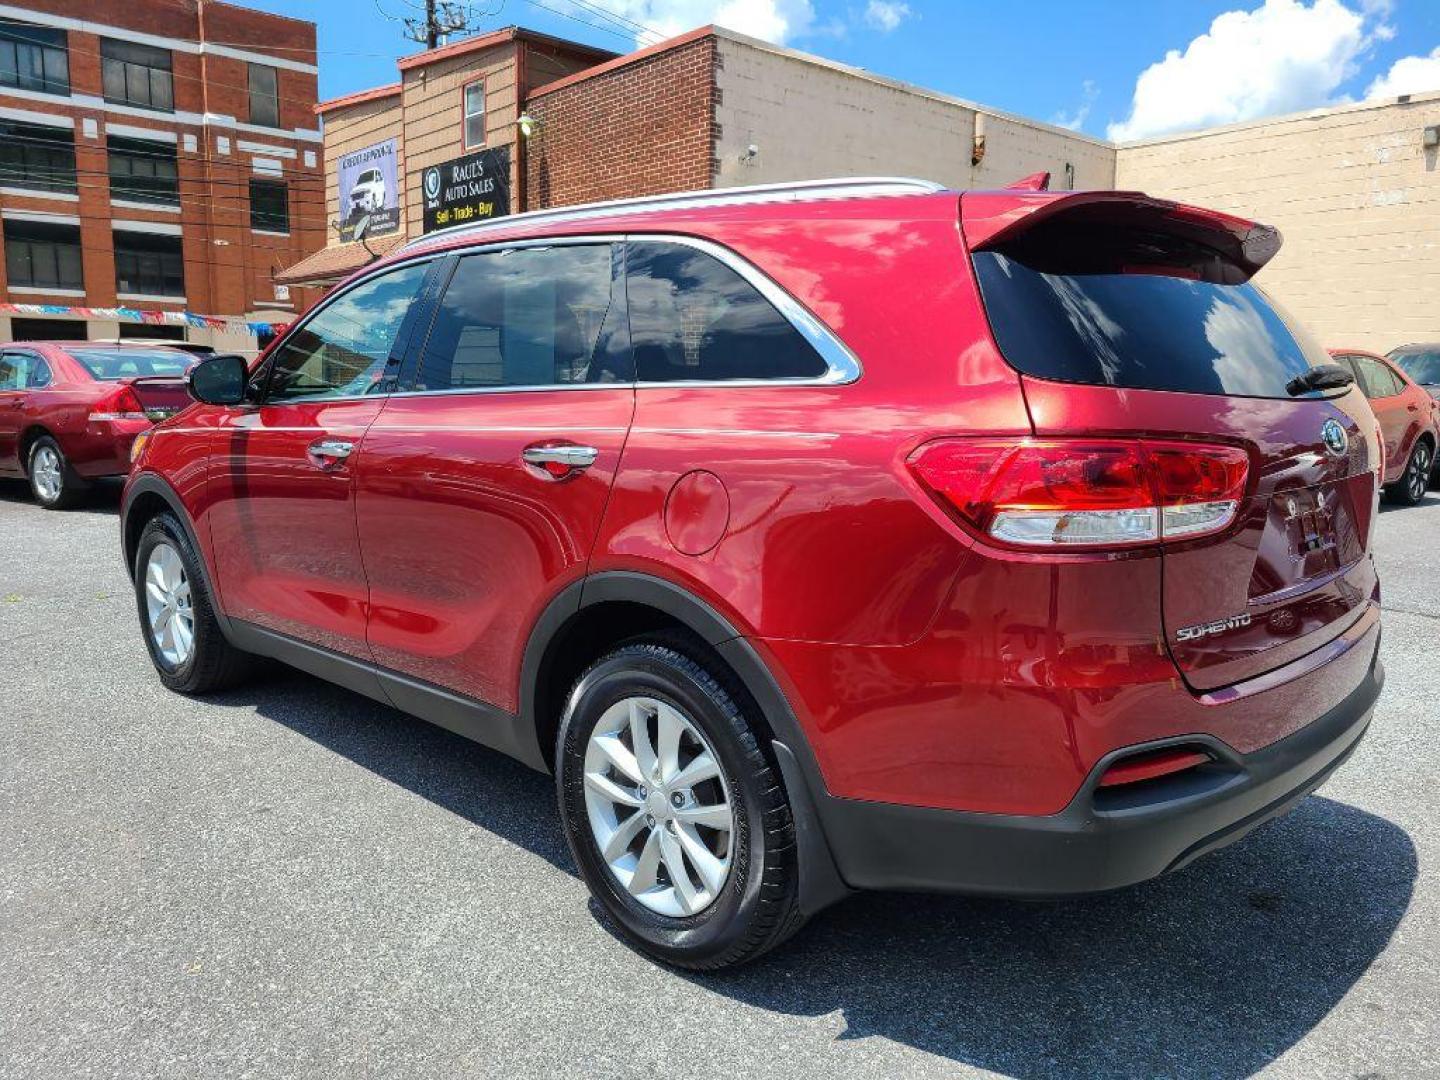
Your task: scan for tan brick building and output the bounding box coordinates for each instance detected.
[288,24,1440,354]
[0,0,325,351]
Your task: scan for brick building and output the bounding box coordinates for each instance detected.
[286,23,1440,353]
[0,0,325,351]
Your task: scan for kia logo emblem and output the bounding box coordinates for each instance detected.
[1321,419,1349,457]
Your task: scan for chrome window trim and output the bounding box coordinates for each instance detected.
[264,230,862,405]
[383,232,858,399]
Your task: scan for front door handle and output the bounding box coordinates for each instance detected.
[522,443,599,477]
[308,438,354,467]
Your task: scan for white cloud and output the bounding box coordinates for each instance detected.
[863,0,912,33]
[1107,0,1383,141]
[1366,46,1440,99]
[597,0,816,45]
[1051,79,1099,131]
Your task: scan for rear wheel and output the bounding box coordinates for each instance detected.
[1386,440,1433,506]
[28,436,87,510]
[134,513,252,693]
[556,636,804,969]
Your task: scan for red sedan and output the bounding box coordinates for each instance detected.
[0,342,195,509]
[1329,348,1439,505]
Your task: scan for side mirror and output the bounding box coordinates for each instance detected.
[187,353,251,406]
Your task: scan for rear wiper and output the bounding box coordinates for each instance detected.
[1286,364,1355,396]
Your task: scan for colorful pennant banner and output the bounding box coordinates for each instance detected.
[0,302,288,338]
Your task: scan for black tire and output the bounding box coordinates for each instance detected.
[1384,439,1433,506]
[133,512,252,694]
[556,634,805,970]
[27,435,88,510]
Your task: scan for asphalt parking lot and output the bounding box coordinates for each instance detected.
[0,482,1436,1080]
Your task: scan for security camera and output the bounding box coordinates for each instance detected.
[741,143,759,164]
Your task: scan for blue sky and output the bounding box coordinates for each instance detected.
[269,0,1440,141]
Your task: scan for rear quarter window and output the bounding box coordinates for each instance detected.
[972,249,1330,399]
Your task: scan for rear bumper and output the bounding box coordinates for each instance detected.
[69,418,149,478]
[815,641,1383,897]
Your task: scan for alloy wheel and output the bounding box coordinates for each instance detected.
[31,445,62,503]
[583,695,735,917]
[1410,444,1432,501]
[144,542,195,667]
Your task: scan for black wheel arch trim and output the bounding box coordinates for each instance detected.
[120,473,237,639]
[519,570,852,915]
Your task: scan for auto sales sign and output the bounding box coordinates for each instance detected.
[337,139,400,243]
[421,146,510,233]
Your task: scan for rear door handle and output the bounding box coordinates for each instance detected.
[522,443,599,477]
[308,438,354,467]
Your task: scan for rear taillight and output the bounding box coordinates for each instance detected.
[907,438,1249,550]
[88,386,148,423]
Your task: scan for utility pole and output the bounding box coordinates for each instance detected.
[404,0,474,50]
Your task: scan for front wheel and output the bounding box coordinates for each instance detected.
[28,436,87,509]
[556,636,804,969]
[1386,440,1433,506]
[134,513,252,694]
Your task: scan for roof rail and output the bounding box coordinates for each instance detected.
[400,176,945,252]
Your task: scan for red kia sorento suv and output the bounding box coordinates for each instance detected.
[1,342,194,508]
[121,178,1385,969]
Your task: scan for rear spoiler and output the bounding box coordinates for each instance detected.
[960,190,1282,279]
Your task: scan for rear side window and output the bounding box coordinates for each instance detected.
[70,348,191,378]
[1351,355,1404,399]
[411,244,621,391]
[626,241,828,383]
[972,247,1330,399]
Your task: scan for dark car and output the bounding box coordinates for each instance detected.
[1330,348,1439,504]
[0,342,195,508]
[122,178,1384,969]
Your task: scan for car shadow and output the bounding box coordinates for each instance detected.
[0,477,123,514]
[221,668,1414,1080]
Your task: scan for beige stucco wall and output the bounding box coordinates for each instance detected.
[713,33,1115,192]
[1115,93,1440,354]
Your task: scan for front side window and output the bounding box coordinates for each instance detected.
[248,63,279,128]
[0,120,76,195]
[626,241,828,382]
[101,38,173,112]
[4,220,82,290]
[114,230,184,297]
[249,179,289,233]
[107,135,179,205]
[412,245,618,391]
[265,262,430,402]
[0,19,68,95]
[463,81,485,148]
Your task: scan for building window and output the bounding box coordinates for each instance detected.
[101,38,173,112]
[114,230,184,297]
[250,179,289,233]
[107,136,179,206]
[0,19,68,96]
[248,63,280,128]
[0,120,76,195]
[3,220,83,291]
[463,80,485,148]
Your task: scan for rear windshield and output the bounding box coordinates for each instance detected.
[972,249,1331,399]
[1389,348,1440,385]
[70,348,193,380]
